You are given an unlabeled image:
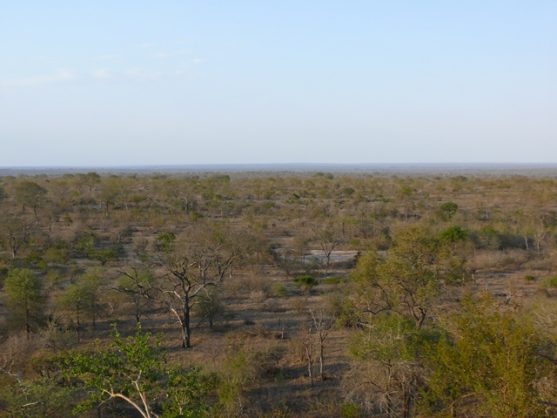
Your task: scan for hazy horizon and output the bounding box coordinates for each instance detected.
[3,162,557,168]
[2,2,556,166]
[4,162,557,178]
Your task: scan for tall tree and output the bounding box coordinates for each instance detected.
[14,180,47,218]
[99,176,122,216]
[157,222,242,348]
[347,225,469,417]
[58,283,88,343]
[57,269,105,342]
[3,268,44,338]
[0,214,34,260]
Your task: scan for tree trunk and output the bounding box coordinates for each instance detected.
[305,345,313,386]
[92,297,97,329]
[76,306,81,344]
[135,301,141,325]
[325,252,331,271]
[403,393,412,418]
[402,377,416,418]
[318,342,324,381]
[25,299,30,340]
[182,295,192,348]
[385,366,394,418]
[9,235,17,259]
[535,232,544,255]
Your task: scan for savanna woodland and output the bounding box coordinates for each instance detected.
[1,171,557,418]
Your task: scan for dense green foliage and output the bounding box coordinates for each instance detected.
[63,327,216,418]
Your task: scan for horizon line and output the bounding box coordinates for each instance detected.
[3,162,557,169]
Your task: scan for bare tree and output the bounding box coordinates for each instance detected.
[302,325,314,386]
[310,309,333,381]
[533,218,549,255]
[314,224,343,271]
[157,223,241,348]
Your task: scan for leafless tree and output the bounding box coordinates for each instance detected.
[156,223,241,348]
[309,309,333,381]
[302,325,314,386]
[314,224,343,271]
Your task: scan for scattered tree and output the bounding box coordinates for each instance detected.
[14,180,47,218]
[3,268,44,338]
[157,222,241,348]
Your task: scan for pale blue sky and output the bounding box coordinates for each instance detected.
[1,1,556,166]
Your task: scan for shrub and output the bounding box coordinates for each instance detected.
[271,282,288,297]
[154,231,176,252]
[322,276,344,285]
[544,276,557,288]
[439,201,458,220]
[217,349,255,415]
[340,402,363,418]
[293,275,318,290]
[440,225,467,243]
[195,289,226,329]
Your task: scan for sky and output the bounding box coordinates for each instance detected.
[1,1,556,166]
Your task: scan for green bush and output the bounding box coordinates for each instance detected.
[544,276,557,288]
[340,402,363,418]
[440,225,467,243]
[271,282,288,297]
[321,276,344,285]
[439,201,459,220]
[293,275,318,288]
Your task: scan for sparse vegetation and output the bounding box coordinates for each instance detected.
[1,172,557,417]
